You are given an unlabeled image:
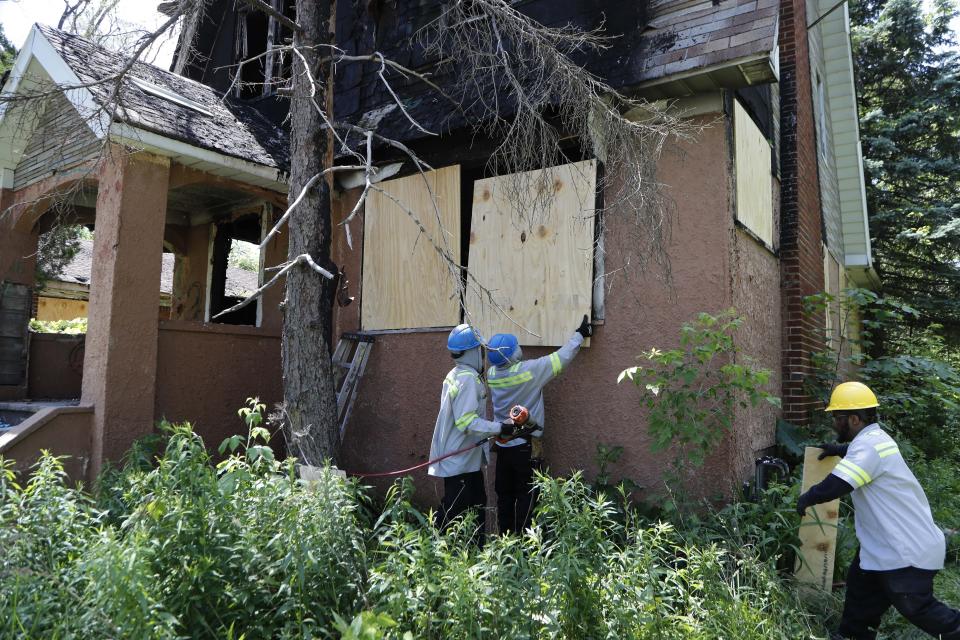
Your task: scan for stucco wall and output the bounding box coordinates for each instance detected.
[155,320,283,452]
[730,227,783,481]
[336,112,783,506]
[28,332,84,399]
[0,405,93,483]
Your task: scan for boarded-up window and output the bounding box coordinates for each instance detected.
[361,166,462,330]
[464,160,596,347]
[0,282,31,386]
[734,101,774,248]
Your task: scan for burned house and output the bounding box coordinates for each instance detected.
[0,0,875,500]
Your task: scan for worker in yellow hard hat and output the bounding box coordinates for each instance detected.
[797,381,960,640]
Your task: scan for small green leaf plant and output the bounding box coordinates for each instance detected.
[216,397,279,492]
[619,309,780,469]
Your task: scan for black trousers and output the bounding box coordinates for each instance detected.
[494,442,536,535]
[837,550,960,639]
[439,470,486,541]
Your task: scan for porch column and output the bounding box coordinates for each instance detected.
[82,149,170,475]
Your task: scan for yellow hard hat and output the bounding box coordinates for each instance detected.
[825,381,879,411]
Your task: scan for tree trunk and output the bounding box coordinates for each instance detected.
[283,0,339,464]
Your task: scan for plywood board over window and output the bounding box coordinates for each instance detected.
[361,165,461,330]
[465,160,596,347]
[734,101,774,249]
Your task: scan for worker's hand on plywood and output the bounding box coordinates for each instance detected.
[816,442,849,459]
[576,315,592,338]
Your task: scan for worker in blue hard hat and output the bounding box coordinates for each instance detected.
[486,314,592,534]
[797,381,960,640]
[428,323,515,539]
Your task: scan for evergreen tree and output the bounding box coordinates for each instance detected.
[851,0,960,345]
[0,25,16,76]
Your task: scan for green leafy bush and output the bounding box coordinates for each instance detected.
[1,403,368,639]
[29,317,88,334]
[0,410,829,639]
[619,309,780,468]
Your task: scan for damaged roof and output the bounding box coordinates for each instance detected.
[36,25,289,173]
[331,0,778,147]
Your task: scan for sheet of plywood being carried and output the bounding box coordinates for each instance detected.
[795,446,842,592]
[361,165,461,331]
[465,160,595,347]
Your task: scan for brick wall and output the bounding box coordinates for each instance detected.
[779,0,827,425]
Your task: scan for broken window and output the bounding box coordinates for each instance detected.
[207,215,262,326]
[234,0,297,99]
[360,160,597,347]
[734,99,774,249]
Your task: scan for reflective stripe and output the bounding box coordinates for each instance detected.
[509,362,522,373]
[876,443,900,458]
[550,352,562,375]
[454,412,478,430]
[488,371,534,388]
[836,459,872,487]
[445,373,459,399]
[489,366,498,377]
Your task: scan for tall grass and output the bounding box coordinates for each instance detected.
[1,423,828,639]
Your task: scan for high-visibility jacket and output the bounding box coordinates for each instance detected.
[487,332,584,447]
[428,364,502,477]
[830,423,945,571]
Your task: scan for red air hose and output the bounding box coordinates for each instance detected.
[347,437,493,478]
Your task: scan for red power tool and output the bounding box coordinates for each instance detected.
[509,405,530,427]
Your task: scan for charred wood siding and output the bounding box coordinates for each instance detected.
[12,92,99,190]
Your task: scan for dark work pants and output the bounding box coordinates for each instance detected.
[494,442,536,535]
[439,470,486,542]
[837,550,960,639]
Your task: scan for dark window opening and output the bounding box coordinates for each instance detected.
[234,1,298,99]
[209,215,261,326]
[235,8,268,99]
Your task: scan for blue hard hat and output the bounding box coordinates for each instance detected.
[447,323,482,352]
[487,333,519,366]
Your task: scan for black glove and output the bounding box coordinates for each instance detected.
[816,442,849,460]
[576,314,592,338]
[796,492,813,517]
[500,422,517,437]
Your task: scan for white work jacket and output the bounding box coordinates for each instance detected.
[830,423,945,571]
[428,364,501,477]
[487,332,584,447]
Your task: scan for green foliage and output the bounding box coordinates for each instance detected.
[619,309,780,467]
[851,0,960,342]
[802,288,960,460]
[1,412,368,639]
[0,412,831,639]
[29,317,88,334]
[0,24,16,76]
[367,472,820,639]
[228,240,260,272]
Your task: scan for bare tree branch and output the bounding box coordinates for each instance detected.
[237,0,301,33]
